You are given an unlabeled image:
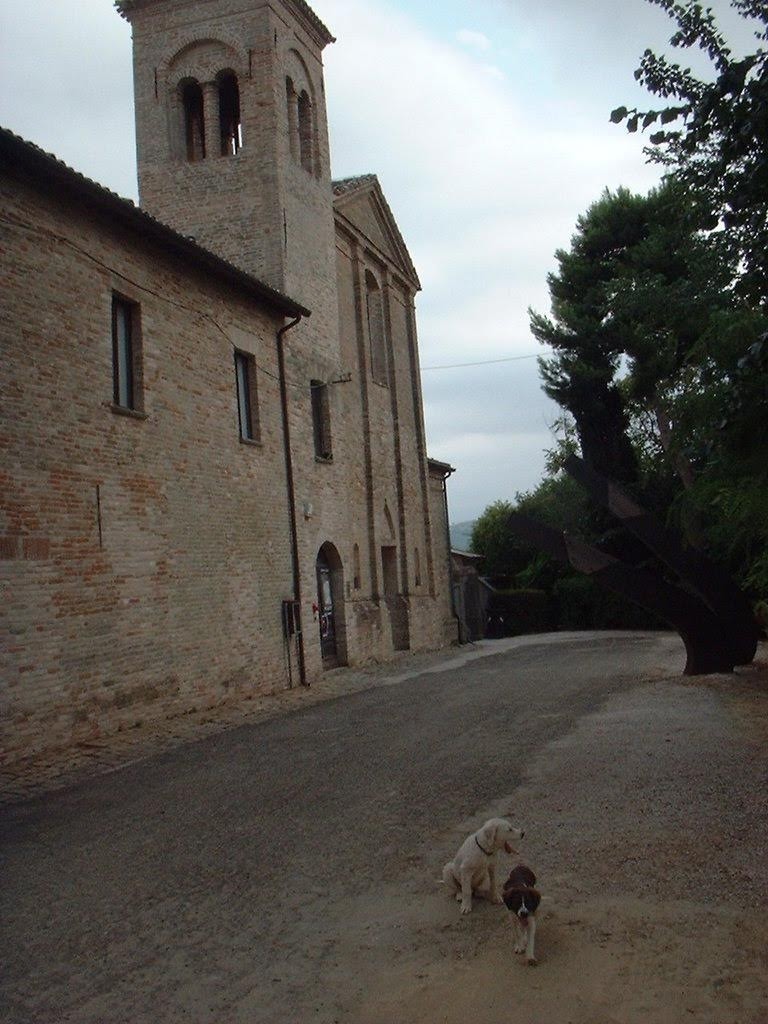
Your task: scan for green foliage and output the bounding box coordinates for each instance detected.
[553,576,664,631]
[469,500,519,578]
[530,173,768,594]
[516,474,593,547]
[472,476,591,587]
[488,20,768,632]
[607,2,768,597]
[613,0,768,306]
[530,181,734,490]
[675,473,768,597]
[543,413,580,475]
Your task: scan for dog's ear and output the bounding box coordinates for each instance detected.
[479,820,498,849]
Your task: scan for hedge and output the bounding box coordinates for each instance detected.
[552,575,663,631]
[485,588,554,638]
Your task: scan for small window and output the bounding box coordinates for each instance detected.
[112,295,142,411]
[218,71,242,156]
[235,350,259,442]
[414,547,422,588]
[365,271,388,384]
[181,80,206,161]
[298,90,313,173]
[311,380,332,460]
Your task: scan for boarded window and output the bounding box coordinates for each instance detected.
[365,271,387,384]
[182,80,206,161]
[235,350,259,441]
[381,545,398,597]
[218,71,242,155]
[353,542,361,590]
[286,77,298,160]
[112,295,141,411]
[311,380,332,460]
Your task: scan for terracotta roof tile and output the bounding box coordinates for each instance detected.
[0,126,310,318]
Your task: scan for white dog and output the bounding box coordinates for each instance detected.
[442,818,524,914]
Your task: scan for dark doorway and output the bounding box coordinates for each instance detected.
[316,549,336,666]
[316,544,347,669]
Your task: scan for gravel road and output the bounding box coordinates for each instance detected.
[1,632,766,1024]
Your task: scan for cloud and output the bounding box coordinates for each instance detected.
[319,0,672,519]
[480,64,506,81]
[500,0,766,120]
[0,1,137,200]
[428,425,560,520]
[455,29,492,52]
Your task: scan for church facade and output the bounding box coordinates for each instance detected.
[0,0,457,764]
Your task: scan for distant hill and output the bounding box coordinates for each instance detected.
[450,520,476,552]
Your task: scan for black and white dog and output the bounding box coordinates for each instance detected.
[502,864,541,965]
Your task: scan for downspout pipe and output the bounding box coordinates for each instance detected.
[277,315,308,686]
[437,463,460,645]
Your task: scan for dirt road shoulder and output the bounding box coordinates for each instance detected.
[353,651,768,1024]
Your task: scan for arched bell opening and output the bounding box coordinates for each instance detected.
[180,78,206,161]
[217,69,242,155]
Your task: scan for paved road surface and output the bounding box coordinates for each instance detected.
[0,633,692,1022]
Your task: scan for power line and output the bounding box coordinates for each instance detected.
[421,353,539,371]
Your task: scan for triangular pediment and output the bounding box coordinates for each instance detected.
[333,175,420,288]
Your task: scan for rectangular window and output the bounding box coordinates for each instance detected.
[311,380,332,460]
[235,350,259,441]
[112,295,141,411]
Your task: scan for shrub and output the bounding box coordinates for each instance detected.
[485,588,554,638]
[553,575,663,631]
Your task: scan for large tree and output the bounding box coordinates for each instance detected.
[529,181,736,495]
[609,0,768,595]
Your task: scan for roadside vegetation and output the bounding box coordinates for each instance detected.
[472,0,768,634]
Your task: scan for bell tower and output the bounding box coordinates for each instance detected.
[117,0,337,327]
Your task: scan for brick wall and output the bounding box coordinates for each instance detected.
[0,174,297,762]
[1,0,457,764]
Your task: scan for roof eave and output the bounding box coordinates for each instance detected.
[0,128,310,320]
[428,458,456,478]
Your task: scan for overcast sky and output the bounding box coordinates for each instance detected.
[0,0,760,523]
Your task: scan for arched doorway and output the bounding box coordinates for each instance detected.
[315,543,347,669]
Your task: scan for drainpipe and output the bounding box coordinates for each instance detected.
[437,463,460,645]
[277,315,308,686]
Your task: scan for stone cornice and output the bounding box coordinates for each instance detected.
[115,0,335,48]
[333,175,420,291]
